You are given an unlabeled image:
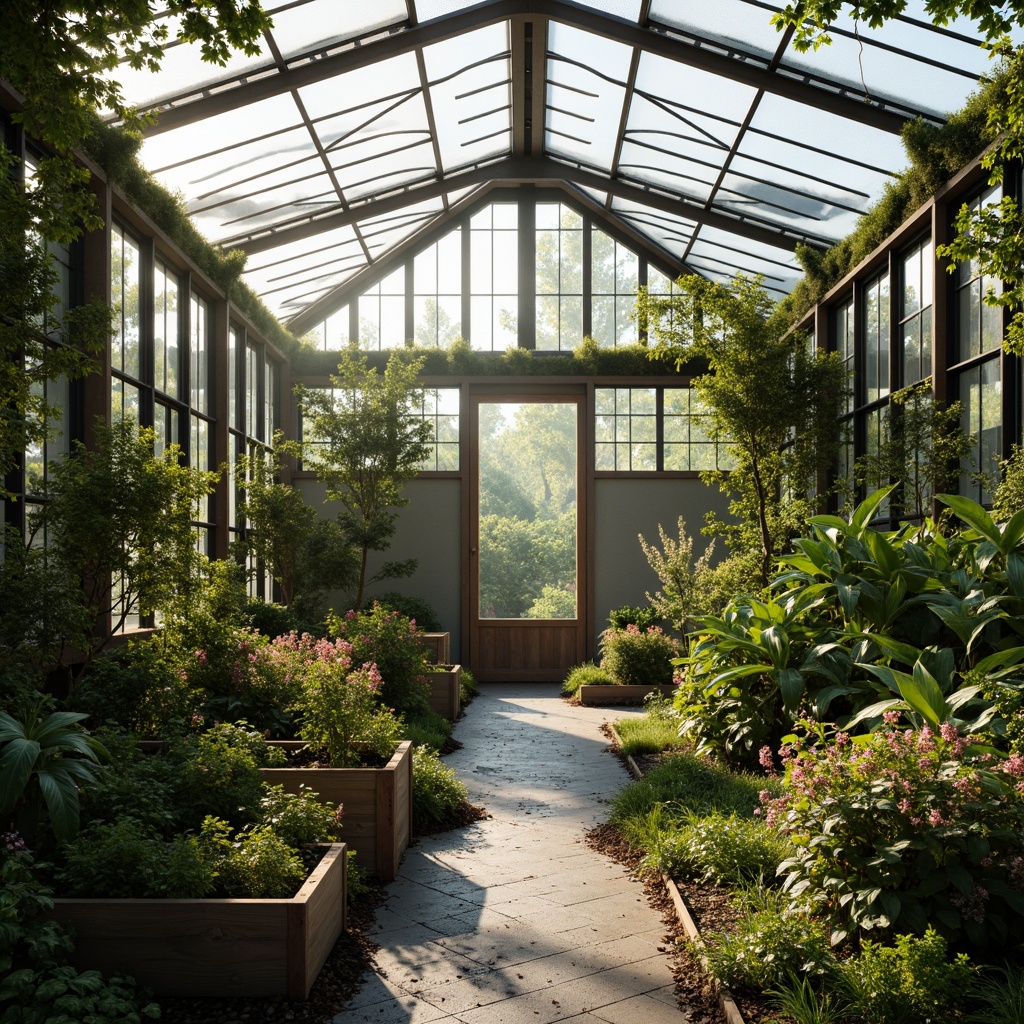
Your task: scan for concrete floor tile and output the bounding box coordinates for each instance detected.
[589,991,689,1023]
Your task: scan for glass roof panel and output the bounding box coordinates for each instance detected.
[115,35,273,109]
[545,23,631,169]
[649,0,784,59]
[611,199,696,260]
[423,25,512,169]
[777,4,993,117]
[688,225,802,293]
[140,93,302,183]
[266,0,409,57]
[297,53,422,120]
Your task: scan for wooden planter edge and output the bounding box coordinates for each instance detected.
[50,842,347,1000]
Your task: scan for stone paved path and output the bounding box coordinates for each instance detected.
[335,683,687,1023]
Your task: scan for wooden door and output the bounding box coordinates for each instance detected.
[467,392,586,682]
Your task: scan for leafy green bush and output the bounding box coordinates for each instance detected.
[173,722,285,829]
[644,810,789,886]
[258,784,341,849]
[327,604,430,715]
[244,598,313,640]
[292,659,403,767]
[57,818,213,899]
[71,640,199,736]
[412,747,468,831]
[404,708,452,752]
[1,846,161,1024]
[701,887,835,991]
[764,722,1024,948]
[838,929,974,1024]
[460,666,479,705]
[600,624,678,687]
[607,605,663,631]
[562,662,616,697]
[372,591,441,632]
[200,817,305,898]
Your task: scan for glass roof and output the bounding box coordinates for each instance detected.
[116,0,1014,330]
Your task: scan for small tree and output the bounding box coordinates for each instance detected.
[295,350,432,610]
[636,274,846,588]
[234,440,358,617]
[29,418,216,672]
[638,517,719,637]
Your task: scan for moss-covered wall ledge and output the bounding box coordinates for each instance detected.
[289,340,705,379]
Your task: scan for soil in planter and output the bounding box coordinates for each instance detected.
[285,746,393,769]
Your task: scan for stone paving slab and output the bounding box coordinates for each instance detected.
[333,683,687,1024]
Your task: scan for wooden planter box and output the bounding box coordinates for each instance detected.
[578,683,677,706]
[49,843,347,1000]
[417,631,450,665]
[261,740,412,883]
[426,664,461,721]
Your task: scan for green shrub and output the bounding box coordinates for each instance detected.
[460,666,479,705]
[412,747,468,831]
[838,929,974,1024]
[244,598,315,639]
[600,624,678,687]
[644,810,789,886]
[0,848,160,1024]
[346,848,371,901]
[562,662,616,697]
[71,640,198,736]
[200,817,305,898]
[173,721,285,829]
[258,784,341,848]
[701,889,835,991]
[608,605,663,631]
[327,604,430,715]
[372,591,441,632]
[57,818,214,899]
[404,709,452,752]
[764,723,1024,948]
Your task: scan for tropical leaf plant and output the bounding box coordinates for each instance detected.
[0,706,108,842]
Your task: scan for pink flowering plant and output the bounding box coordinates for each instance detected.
[599,623,680,687]
[288,638,403,767]
[326,603,429,715]
[762,716,1024,949]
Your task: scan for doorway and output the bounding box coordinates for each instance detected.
[467,391,587,681]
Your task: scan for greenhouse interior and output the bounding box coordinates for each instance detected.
[5,1,1024,1021]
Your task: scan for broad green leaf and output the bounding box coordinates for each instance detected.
[761,625,790,670]
[974,646,1024,674]
[776,667,805,711]
[858,662,915,696]
[36,768,82,842]
[1002,509,1024,552]
[870,635,922,666]
[1008,551,1024,597]
[896,662,947,728]
[0,739,41,813]
[808,513,852,534]
[937,493,1001,545]
[851,486,897,536]
[836,582,859,621]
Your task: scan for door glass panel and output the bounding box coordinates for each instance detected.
[478,401,577,619]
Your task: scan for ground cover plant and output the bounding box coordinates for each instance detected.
[613,696,684,757]
[561,661,617,698]
[600,622,679,687]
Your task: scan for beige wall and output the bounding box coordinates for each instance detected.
[295,477,463,659]
[593,478,732,650]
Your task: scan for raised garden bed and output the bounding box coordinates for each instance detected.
[417,631,450,665]
[578,683,677,705]
[261,740,412,883]
[426,664,461,721]
[49,843,347,1000]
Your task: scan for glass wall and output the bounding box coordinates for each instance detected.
[307,197,677,353]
